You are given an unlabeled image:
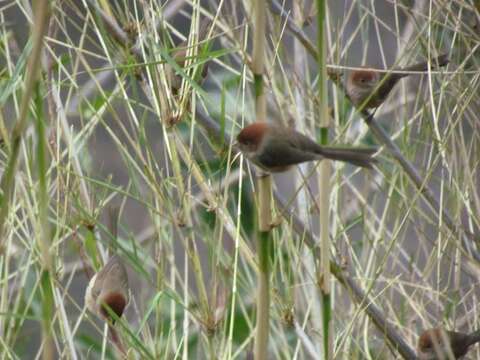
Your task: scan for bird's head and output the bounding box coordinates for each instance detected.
[100,292,128,323]
[350,69,379,89]
[417,328,452,360]
[236,122,269,156]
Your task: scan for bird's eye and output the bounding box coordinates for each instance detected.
[92,288,100,298]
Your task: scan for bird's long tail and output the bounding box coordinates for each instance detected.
[318,147,377,169]
[400,53,449,74]
[466,329,480,347]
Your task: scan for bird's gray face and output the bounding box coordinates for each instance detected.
[354,73,378,91]
[418,342,453,360]
[357,76,377,92]
[237,141,258,157]
[236,122,267,158]
[417,349,439,360]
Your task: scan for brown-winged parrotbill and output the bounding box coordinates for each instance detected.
[417,327,480,359]
[170,17,212,93]
[85,255,129,323]
[236,122,377,172]
[346,53,449,109]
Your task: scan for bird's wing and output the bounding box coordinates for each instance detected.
[284,129,325,154]
[448,331,472,357]
[256,135,320,169]
[95,257,128,293]
[106,258,129,290]
[375,74,404,100]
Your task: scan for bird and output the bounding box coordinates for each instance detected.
[170,18,212,93]
[85,255,129,324]
[417,327,480,359]
[346,53,449,109]
[236,122,377,172]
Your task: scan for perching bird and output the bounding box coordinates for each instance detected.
[236,122,377,172]
[170,17,212,93]
[417,327,480,359]
[85,255,129,323]
[346,53,449,109]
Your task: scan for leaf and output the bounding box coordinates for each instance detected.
[0,38,31,106]
[84,229,100,270]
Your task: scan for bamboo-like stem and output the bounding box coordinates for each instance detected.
[0,0,50,251]
[27,3,54,360]
[34,83,55,360]
[98,0,113,18]
[252,2,267,122]
[315,0,333,358]
[255,177,271,360]
[292,4,324,354]
[35,86,51,272]
[251,1,270,359]
[0,2,55,356]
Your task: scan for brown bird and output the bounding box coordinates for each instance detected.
[236,122,377,172]
[346,53,449,109]
[85,255,129,323]
[170,18,212,93]
[417,327,480,359]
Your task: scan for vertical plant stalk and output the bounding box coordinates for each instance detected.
[34,83,55,360]
[252,1,270,359]
[255,177,271,360]
[316,0,333,358]
[0,0,54,356]
[0,0,50,250]
[28,2,54,360]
